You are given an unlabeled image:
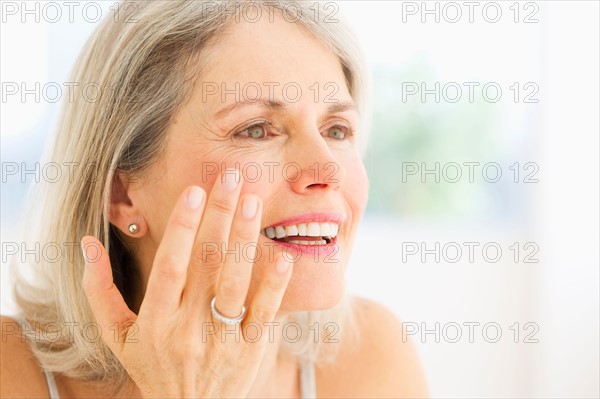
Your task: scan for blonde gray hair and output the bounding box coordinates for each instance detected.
[10,0,369,392]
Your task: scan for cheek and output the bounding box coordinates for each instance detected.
[238,167,277,197]
[343,156,369,213]
[185,156,282,219]
[174,150,270,195]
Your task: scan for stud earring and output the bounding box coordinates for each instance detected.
[128,223,139,234]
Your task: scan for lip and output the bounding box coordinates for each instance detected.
[260,212,345,258]
[262,212,346,230]
[264,237,340,258]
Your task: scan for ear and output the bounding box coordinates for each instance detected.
[109,172,146,237]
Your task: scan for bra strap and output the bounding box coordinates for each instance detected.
[14,315,61,399]
[299,357,317,398]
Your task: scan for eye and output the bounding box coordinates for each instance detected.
[235,123,270,140]
[324,125,350,140]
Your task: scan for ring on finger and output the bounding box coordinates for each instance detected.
[210,296,247,325]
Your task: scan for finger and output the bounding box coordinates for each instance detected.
[141,186,206,320]
[243,254,293,341]
[81,235,137,355]
[212,194,262,319]
[184,168,243,301]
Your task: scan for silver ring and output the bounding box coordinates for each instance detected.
[210,297,246,325]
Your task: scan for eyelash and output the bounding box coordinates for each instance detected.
[233,120,274,140]
[233,121,354,140]
[325,124,354,140]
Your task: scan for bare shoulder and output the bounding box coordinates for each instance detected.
[316,297,430,398]
[0,315,51,398]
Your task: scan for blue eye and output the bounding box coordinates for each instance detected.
[325,125,349,140]
[247,125,266,139]
[236,123,269,139]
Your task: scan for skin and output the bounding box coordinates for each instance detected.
[0,14,429,399]
[125,12,368,313]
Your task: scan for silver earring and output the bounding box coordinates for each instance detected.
[128,223,139,234]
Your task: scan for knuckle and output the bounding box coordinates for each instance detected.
[234,226,258,243]
[263,276,284,293]
[251,305,276,324]
[190,243,221,265]
[189,245,205,264]
[218,277,246,298]
[190,248,223,270]
[190,245,206,264]
[172,213,198,231]
[155,254,184,282]
[209,198,236,217]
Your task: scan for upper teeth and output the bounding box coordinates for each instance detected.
[263,222,339,239]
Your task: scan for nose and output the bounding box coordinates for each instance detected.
[285,131,346,194]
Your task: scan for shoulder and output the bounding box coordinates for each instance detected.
[316,297,430,398]
[0,315,52,398]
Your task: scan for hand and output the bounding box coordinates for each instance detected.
[81,169,294,398]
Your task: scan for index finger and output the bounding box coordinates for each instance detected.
[140,185,205,321]
[184,168,243,303]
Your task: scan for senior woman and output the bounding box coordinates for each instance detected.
[1,1,428,398]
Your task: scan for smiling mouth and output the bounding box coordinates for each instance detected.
[260,222,339,245]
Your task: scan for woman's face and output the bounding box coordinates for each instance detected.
[131,15,368,311]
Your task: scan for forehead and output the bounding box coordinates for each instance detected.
[197,15,351,104]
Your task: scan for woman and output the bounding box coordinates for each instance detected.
[1,1,428,397]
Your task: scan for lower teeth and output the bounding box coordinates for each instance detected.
[287,240,327,245]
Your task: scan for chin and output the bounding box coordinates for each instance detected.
[247,240,350,312]
[278,256,348,311]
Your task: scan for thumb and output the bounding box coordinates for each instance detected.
[81,235,137,356]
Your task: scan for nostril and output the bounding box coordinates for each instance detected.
[307,183,328,189]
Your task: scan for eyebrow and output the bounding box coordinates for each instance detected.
[214,98,285,119]
[213,98,357,120]
[326,101,357,114]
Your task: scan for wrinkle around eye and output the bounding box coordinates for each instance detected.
[175,110,231,142]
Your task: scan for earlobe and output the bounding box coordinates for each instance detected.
[109,172,146,237]
[128,223,139,234]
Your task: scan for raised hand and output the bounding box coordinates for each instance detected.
[82,170,293,398]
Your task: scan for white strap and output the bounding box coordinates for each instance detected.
[299,358,317,398]
[43,369,61,399]
[14,315,61,399]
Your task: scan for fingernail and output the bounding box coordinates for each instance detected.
[242,196,258,219]
[276,257,290,274]
[222,169,239,191]
[187,186,204,209]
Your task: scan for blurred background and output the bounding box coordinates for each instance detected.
[1,1,598,397]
